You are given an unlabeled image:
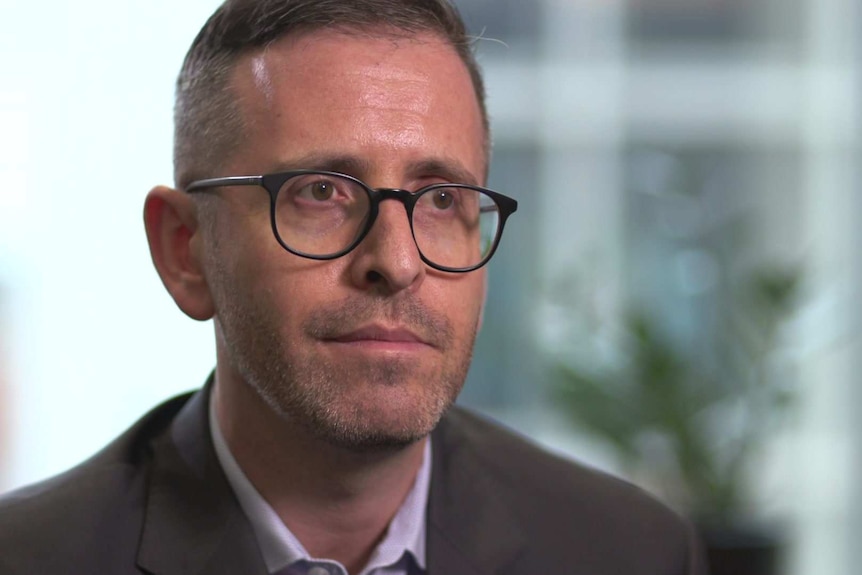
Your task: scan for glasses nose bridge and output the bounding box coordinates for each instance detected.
[367,187,419,230]
[372,187,417,213]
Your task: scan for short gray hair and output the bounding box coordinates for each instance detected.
[173,0,489,188]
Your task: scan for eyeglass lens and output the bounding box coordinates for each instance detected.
[273,172,501,269]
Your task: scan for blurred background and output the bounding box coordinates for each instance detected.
[1,0,860,573]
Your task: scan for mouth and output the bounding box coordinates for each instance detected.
[325,324,435,352]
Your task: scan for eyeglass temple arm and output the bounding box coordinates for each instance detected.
[186,175,264,192]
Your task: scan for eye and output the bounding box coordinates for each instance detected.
[279,174,366,210]
[306,181,335,201]
[431,189,455,210]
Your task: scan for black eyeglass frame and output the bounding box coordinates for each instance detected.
[185,169,518,273]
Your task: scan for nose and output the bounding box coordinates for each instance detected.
[347,198,425,294]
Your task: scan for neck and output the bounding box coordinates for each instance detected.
[213,369,427,575]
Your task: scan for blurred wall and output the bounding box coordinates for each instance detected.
[0,0,224,489]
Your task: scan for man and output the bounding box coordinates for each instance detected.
[0,1,706,573]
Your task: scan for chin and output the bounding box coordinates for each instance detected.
[258,377,454,453]
[311,387,453,452]
[238,339,468,452]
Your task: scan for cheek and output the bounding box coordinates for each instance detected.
[429,273,486,333]
[239,255,346,332]
[208,215,340,330]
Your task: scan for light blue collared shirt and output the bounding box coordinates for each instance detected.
[209,394,430,575]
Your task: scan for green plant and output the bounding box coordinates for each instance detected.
[553,266,801,521]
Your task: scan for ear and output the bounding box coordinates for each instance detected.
[143,186,215,321]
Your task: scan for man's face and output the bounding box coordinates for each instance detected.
[202,30,488,451]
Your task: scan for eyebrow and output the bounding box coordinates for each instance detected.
[267,153,481,187]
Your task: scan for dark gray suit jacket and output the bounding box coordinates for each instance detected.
[0,386,706,574]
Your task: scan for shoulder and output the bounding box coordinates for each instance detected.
[436,406,654,503]
[0,392,193,574]
[432,406,706,573]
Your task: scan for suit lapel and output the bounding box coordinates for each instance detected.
[135,392,525,575]
[426,409,527,575]
[136,386,268,575]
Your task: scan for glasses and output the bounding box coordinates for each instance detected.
[185,170,518,273]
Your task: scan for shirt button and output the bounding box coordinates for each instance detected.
[308,567,330,575]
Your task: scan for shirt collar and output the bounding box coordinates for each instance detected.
[209,391,430,574]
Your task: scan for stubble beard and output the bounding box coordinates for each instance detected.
[217,292,478,453]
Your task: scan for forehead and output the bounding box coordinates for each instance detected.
[226,29,487,180]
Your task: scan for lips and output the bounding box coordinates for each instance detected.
[328,325,433,348]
